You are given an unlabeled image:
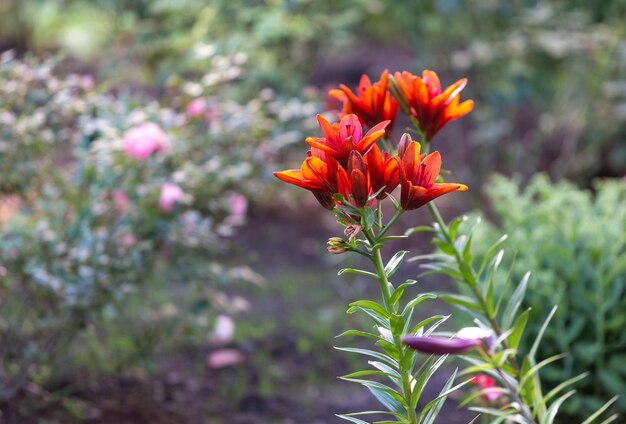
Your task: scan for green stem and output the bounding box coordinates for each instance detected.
[363,229,393,311]
[427,202,505,341]
[379,208,404,239]
[363,228,418,424]
[493,362,537,424]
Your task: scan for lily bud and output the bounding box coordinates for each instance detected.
[347,151,369,207]
[327,237,349,254]
[397,133,413,157]
[402,327,493,355]
[388,75,412,118]
[402,335,481,355]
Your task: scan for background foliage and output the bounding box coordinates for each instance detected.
[473,174,626,420]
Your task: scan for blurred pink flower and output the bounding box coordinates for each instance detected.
[207,349,244,369]
[186,98,208,118]
[112,190,130,214]
[122,122,170,161]
[119,232,138,247]
[471,374,503,401]
[82,74,95,90]
[225,193,248,226]
[159,182,186,212]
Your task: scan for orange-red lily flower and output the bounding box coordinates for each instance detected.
[396,140,467,210]
[365,144,399,199]
[329,70,398,137]
[306,114,388,168]
[392,70,474,141]
[273,148,340,209]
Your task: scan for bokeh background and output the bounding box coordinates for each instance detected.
[0,1,625,423]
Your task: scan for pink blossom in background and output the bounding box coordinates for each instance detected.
[225,193,248,226]
[159,182,186,212]
[81,74,95,90]
[112,190,130,214]
[207,349,244,369]
[122,122,170,161]
[471,374,503,401]
[119,232,138,248]
[186,98,208,118]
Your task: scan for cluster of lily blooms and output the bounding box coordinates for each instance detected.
[276,70,503,401]
[274,70,473,211]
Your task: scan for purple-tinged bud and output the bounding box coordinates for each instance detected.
[456,326,494,350]
[402,335,481,355]
[402,327,494,355]
[397,133,413,157]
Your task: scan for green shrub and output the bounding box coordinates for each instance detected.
[0,53,315,404]
[474,174,626,420]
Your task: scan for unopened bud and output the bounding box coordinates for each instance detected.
[344,224,363,242]
[388,75,412,117]
[402,327,494,355]
[327,237,349,254]
[397,133,413,157]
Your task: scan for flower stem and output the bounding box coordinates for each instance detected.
[427,202,536,422]
[427,202,505,344]
[379,208,404,239]
[364,227,418,423]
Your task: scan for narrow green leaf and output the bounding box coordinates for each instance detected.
[341,370,397,380]
[336,414,369,424]
[390,279,417,305]
[581,395,619,424]
[365,384,406,414]
[421,369,471,424]
[433,238,457,256]
[423,315,450,336]
[508,308,530,350]
[448,216,466,240]
[348,300,390,319]
[405,225,434,235]
[529,305,558,360]
[339,268,378,278]
[385,250,409,278]
[502,272,530,330]
[534,372,588,414]
[597,414,619,424]
[387,193,400,209]
[477,234,508,278]
[518,353,567,392]
[390,313,405,335]
[376,339,400,361]
[347,306,389,328]
[434,292,481,311]
[411,354,448,408]
[401,293,436,317]
[369,361,401,379]
[336,329,381,341]
[542,390,576,424]
[409,315,446,335]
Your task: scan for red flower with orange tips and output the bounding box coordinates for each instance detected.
[392,70,474,141]
[396,139,467,210]
[329,70,398,137]
[306,114,388,168]
[273,148,340,209]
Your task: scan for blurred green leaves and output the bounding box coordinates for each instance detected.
[473,174,626,420]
